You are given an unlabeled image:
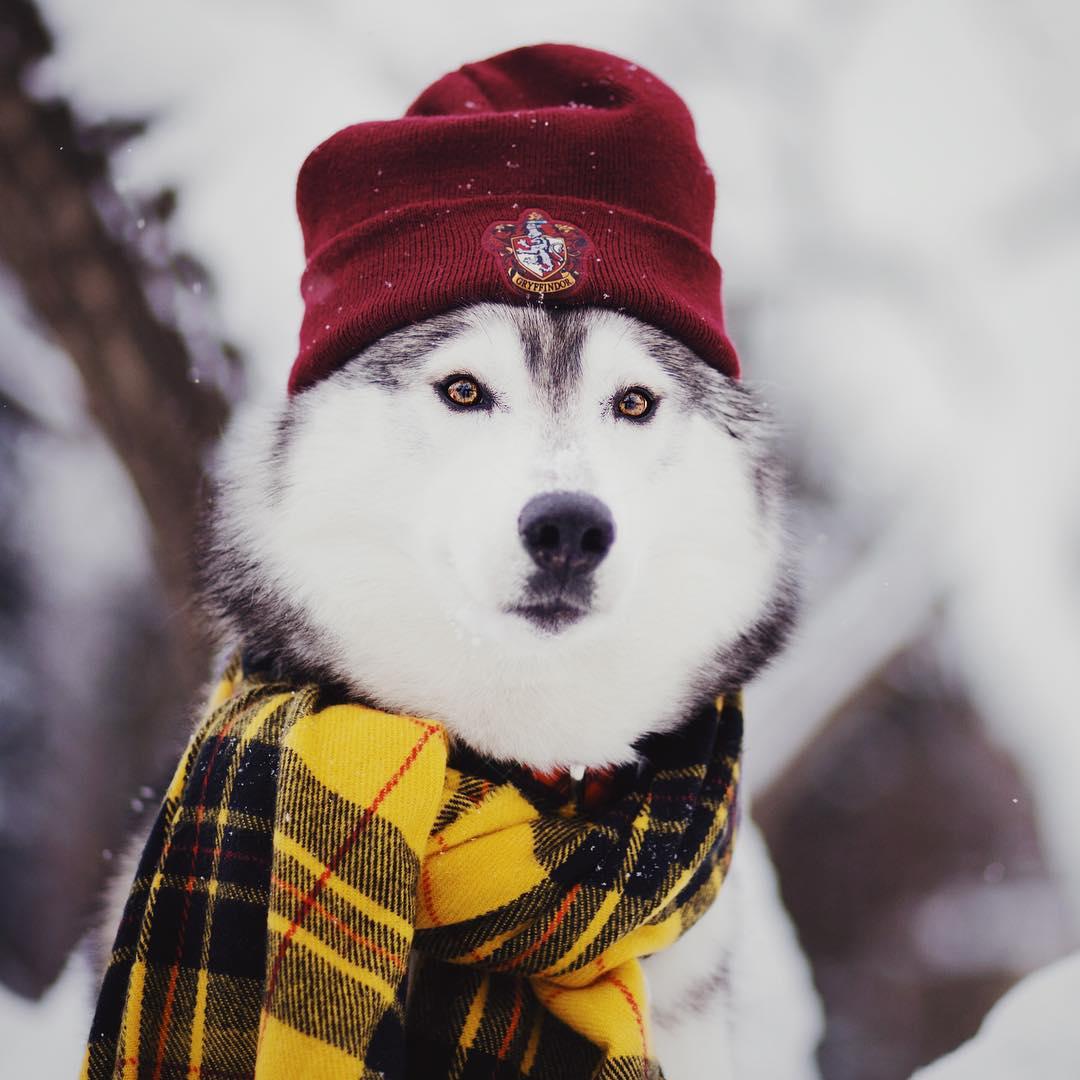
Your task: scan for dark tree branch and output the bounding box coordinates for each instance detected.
[0,0,228,680]
[0,1,233,997]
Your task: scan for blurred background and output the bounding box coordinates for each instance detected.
[1,1,1077,1076]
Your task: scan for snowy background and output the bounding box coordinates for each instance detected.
[1,1,1078,1076]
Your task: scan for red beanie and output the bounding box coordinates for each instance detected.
[289,43,739,394]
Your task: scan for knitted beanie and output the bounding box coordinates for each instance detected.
[289,43,739,394]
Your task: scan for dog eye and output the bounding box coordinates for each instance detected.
[615,387,655,421]
[438,375,488,410]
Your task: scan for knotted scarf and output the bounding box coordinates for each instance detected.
[83,661,741,1079]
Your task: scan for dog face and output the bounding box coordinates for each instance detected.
[207,304,794,769]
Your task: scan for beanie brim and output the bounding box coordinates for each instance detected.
[290,194,738,394]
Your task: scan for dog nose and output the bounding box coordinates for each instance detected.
[518,492,615,578]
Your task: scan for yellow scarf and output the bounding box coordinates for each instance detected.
[83,660,740,1079]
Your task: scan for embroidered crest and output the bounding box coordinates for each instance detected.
[484,208,593,296]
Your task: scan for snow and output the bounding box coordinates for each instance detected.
[909,878,1073,977]
[10,0,1080,1074]
[0,268,152,711]
[741,0,1080,924]
[910,951,1080,1079]
[0,264,86,431]
[0,947,93,1077]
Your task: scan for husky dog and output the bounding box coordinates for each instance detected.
[191,301,822,1077]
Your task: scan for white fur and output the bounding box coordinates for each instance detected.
[216,305,783,769]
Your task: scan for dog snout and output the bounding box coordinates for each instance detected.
[518,492,615,579]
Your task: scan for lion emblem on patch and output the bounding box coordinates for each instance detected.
[484,208,593,296]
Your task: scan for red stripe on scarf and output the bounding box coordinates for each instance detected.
[260,722,442,1028]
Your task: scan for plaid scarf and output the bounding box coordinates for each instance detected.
[83,661,741,1080]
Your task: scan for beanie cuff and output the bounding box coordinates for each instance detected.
[290,194,738,394]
